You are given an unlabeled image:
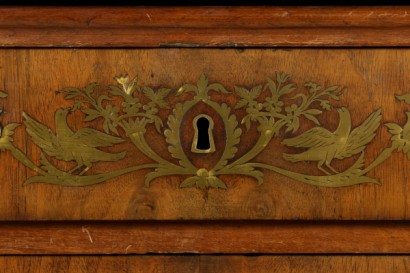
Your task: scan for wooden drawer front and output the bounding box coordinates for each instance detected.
[1,48,410,221]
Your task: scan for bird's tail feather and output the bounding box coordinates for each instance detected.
[101,151,127,161]
[282,153,303,162]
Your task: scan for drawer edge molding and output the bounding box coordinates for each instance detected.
[1,7,410,47]
[0,221,409,254]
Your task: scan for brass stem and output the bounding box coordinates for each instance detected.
[221,129,273,171]
[247,162,379,187]
[129,132,170,166]
[129,132,190,171]
[24,163,159,187]
[359,146,395,175]
[7,145,47,176]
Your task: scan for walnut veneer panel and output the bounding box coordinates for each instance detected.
[1,48,410,220]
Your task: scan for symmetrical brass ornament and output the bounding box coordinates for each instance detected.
[1,72,410,189]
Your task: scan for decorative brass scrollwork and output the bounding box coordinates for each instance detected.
[0,72,409,189]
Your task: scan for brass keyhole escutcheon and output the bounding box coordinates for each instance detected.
[191,114,216,154]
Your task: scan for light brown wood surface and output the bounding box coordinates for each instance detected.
[1,48,410,220]
[0,255,409,273]
[2,7,410,47]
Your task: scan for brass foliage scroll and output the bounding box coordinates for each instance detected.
[1,72,409,189]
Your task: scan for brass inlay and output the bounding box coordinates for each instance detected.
[191,114,216,154]
[282,107,381,175]
[23,109,126,176]
[0,72,409,189]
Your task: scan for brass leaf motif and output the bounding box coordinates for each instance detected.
[0,72,409,189]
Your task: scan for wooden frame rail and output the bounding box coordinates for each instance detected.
[0,221,409,254]
[1,7,410,47]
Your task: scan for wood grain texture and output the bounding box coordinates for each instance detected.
[1,7,410,47]
[2,5,410,267]
[0,255,409,273]
[1,48,410,220]
[0,221,409,254]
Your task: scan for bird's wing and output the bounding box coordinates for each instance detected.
[23,112,63,157]
[337,109,382,159]
[282,127,335,148]
[73,127,124,147]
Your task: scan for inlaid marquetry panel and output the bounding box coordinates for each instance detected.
[1,48,410,220]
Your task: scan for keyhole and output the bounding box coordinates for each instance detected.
[191,114,216,153]
[197,117,210,149]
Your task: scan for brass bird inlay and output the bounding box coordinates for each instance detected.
[23,108,126,175]
[282,107,382,174]
[2,73,407,188]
